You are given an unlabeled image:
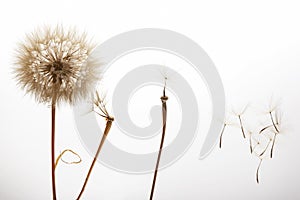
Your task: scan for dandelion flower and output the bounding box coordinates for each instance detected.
[14,25,100,104]
[14,25,101,200]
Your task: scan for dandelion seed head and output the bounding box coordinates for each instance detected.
[14,25,101,105]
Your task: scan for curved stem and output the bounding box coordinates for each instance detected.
[51,103,57,200]
[76,120,113,200]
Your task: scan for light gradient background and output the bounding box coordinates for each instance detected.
[0,0,300,199]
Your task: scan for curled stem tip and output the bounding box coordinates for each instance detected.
[55,149,82,169]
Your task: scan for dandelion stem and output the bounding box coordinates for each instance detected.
[219,123,227,149]
[149,83,168,200]
[76,118,113,200]
[256,159,263,184]
[238,115,246,138]
[51,102,57,200]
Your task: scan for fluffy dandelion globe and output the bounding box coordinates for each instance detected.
[14,25,101,105]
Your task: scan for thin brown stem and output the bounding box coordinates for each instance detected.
[270,133,277,159]
[256,159,263,184]
[238,115,246,138]
[219,123,227,149]
[76,118,113,200]
[51,102,57,200]
[149,85,168,200]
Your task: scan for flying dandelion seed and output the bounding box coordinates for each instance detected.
[14,25,101,200]
[232,105,248,139]
[221,101,285,184]
[259,109,282,158]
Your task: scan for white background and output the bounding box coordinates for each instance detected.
[1,0,300,199]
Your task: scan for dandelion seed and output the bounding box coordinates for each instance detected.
[14,25,101,200]
[76,91,114,200]
[260,109,282,158]
[149,77,168,200]
[259,111,280,134]
[232,105,248,139]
